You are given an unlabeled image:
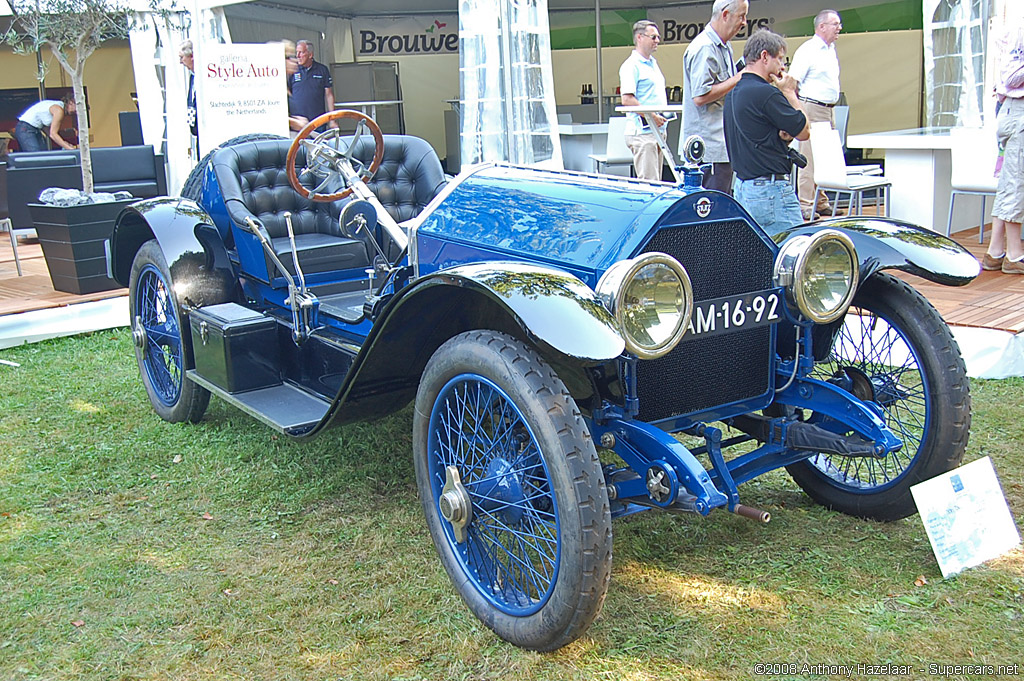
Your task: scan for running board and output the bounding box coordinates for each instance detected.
[187,370,330,436]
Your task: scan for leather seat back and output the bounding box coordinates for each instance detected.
[348,135,448,222]
[210,135,447,281]
[211,140,342,240]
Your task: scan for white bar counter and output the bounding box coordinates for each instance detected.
[846,127,990,234]
[558,122,609,172]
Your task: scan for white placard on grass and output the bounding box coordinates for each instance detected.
[911,456,1020,578]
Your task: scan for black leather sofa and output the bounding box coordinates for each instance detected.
[4,145,167,229]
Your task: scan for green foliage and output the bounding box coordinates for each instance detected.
[2,0,132,193]
[3,0,131,64]
[0,331,1021,680]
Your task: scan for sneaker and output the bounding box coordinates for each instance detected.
[1001,257,1024,274]
[982,253,1005,271]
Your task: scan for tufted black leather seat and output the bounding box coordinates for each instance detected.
[211,135,447,280]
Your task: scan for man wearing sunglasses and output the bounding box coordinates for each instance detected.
[619,20,669,181]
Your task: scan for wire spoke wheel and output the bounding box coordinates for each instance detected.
[808,308,926,488]
[414,331,611,650]
[129,240,209,423]
[135,265,184,406]
[787,273,970,520]
[431,374,559,614]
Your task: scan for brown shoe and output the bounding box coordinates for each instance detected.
[982,253,1005,271]
[1001,257,1024,274]
[816,204,835,216]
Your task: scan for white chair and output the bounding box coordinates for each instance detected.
[810,121,891,218]
[947,126,999,242]
[588,116,633,175]
[834,105,882,176]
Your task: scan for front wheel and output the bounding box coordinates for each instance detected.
[787,272,971,520]
[128,239,209,423]
[413,331,612,651]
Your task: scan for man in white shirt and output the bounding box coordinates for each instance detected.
[619,20,669,181]
[789,9,843,219]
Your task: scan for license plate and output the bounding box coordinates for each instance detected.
[683,289,782,340]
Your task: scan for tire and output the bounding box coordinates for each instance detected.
[786,272,970,521]
[180,133,285,201]
[413,331,612,651]
[129,239,210,423]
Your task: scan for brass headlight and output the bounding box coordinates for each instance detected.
[596,253,693,359]
[773,229,858,323]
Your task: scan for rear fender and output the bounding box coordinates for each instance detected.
[110,197,240,309]
[774,217,981,287]
[310,262,626,433]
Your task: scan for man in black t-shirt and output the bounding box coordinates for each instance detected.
[723,29,809,235]
[288,40,338,132]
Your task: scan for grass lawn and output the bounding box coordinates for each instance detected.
[1,329,1021,680]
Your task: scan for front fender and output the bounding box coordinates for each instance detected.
[415,262,625,361]
[309,262,625,434]
[774,217,980,287]
[110,197,239,308]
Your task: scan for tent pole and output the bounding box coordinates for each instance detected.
[595,0,604,122]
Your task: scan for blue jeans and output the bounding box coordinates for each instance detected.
[14,120,49,152]
[734,176,804,236]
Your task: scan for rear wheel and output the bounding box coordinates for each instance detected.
[129,239,209,423]
[786,273,970,520]
[413,331,612,650]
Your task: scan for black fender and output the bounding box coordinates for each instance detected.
[110,197,240,309]
[308,262,626,434]
[774,216,981,287]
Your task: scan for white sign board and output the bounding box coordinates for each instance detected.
[911,457,1021,578]
[353,16,459,56]
[199,43,289,151]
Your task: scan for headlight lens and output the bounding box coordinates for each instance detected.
[774,229,858,323]
[596,253,693,359]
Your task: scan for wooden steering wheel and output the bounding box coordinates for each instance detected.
[285,109,385,202]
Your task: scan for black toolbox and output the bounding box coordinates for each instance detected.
[189,303,280,393]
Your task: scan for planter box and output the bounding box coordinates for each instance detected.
[29,200,134,295]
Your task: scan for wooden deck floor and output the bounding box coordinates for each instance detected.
[1,226,1022,334]
[0,236,126,317]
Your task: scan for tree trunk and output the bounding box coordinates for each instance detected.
[73,71,92,193]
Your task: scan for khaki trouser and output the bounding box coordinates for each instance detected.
[797,101,835,217]
[626,133,663,181]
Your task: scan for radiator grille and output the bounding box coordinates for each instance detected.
[637,220,776,422]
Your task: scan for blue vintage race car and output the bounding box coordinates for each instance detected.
[109,111,979,650]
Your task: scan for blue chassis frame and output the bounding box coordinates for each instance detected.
[587,321,905,520]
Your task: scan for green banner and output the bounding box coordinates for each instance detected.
[549,0,922,51]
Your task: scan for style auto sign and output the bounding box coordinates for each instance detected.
[355,16,459,56]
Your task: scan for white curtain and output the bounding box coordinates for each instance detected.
[459,0,562,169]
[924,0,993,127]
[128,4,232,195]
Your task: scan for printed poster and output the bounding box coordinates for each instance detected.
[911,456,1020,578]
[199,43,289,151]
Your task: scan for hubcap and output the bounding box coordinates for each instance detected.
[440,465,472,543]
[132,314,148,352]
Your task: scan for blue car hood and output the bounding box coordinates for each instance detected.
[415,165,709,279]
